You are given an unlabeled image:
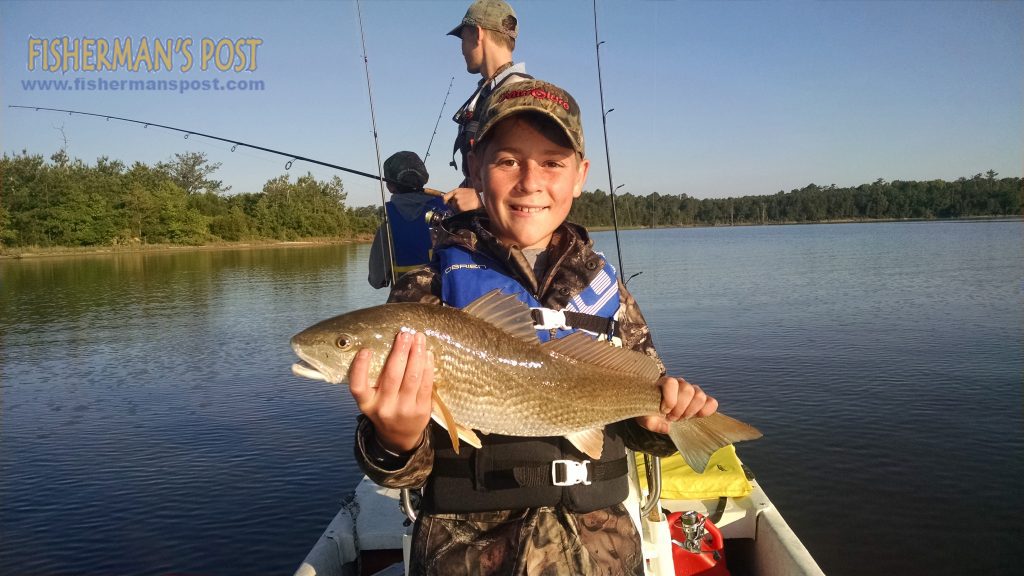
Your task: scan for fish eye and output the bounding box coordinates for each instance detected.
[335,335,354,350]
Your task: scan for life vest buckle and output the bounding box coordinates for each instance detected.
[551,459,592,486]
[531,307,569,331]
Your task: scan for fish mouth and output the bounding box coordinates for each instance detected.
[290,346,345,384]
[291,360,331,382]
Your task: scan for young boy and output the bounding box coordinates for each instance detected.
[348,79,718,575]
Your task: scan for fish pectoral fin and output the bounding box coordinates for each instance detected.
[565,428,605,460]
[430,391,482,453]
[668,412,763,474]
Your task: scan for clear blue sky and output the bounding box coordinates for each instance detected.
[2,0,1021,208]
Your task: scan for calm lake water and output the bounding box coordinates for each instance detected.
[1,220,1021,575]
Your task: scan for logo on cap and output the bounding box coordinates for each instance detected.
[500,88,571,111]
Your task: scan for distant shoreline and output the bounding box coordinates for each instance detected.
[2,216,1018,260]
[584,214,1020,232]
[0,235,374,260]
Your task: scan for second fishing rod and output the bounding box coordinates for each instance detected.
[7,104,451,200]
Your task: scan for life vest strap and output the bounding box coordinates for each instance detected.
[433,456,628,489]
[530,307,620,338]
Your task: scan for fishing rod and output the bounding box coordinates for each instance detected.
[355,0,399,287]
[424,76,455,161]
[592,0,655,519]
[358,6,422,521]
[592,0,640,287]
[7,104,448,199]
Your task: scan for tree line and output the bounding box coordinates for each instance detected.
[0,150,379,247]
[569,172,1021,229]
[1,149,1019,249]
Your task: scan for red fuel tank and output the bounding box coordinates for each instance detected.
[667,511,730,576]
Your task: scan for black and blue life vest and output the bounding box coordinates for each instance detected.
[439,245,621,341]
[421,243,630,514]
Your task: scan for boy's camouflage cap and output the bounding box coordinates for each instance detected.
[474,79,585,157]
[447,0,518,39]
[383,151,429,191]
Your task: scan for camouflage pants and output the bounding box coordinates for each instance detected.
[409,503,644,576]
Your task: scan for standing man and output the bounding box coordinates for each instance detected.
[443,0,532,213]
[368,151,446,289]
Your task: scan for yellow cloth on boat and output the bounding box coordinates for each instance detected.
[635,445,752,500]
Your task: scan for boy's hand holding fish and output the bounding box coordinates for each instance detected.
[639,376,720,434]
[349,331,435,454]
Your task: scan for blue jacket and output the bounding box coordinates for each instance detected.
[367,193,446,289]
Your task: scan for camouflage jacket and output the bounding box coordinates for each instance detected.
[355,212,677,575]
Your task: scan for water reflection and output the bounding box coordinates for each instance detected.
[1,243,382,575]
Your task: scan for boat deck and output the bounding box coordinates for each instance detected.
[295,476,823,576]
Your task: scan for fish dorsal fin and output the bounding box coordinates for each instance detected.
[460,289,539,343]
[566,428,605,460]
[545,332,662,382]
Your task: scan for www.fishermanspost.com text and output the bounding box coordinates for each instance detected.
[20,77,266,94]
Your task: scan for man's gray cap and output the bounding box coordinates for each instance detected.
[448,0,518,39]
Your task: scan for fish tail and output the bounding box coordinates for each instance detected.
[667,412,763,474]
